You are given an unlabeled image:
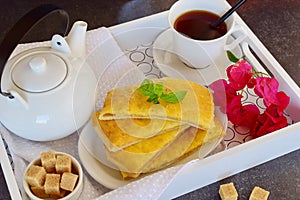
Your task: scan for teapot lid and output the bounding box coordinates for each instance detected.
[0,4,69,98]
[11,52,67,92]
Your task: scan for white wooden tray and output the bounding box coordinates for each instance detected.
[1,7,300,200]
[110,11,300,199]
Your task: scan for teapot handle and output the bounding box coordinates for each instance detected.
[0,4,69,99]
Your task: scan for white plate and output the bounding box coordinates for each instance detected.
[78,132,131,189]
[79,120,118,169]
[152,29,243,85]
[79,111,227,189]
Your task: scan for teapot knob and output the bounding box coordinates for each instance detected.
[29,57,46,73]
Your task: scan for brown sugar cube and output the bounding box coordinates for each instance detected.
[55,155,72,174]
[60,172,78,191]
[49,189,68,199]
[31,186,49,198]
[40,151,56,173]
[44,174,61,195]
[219,182,238,200]
[25,165,46,187]
[249,186,270,200]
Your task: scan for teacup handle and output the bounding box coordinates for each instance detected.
[224,24,247,51]
[0,4,69,99]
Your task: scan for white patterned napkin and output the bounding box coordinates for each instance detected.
[0,27,187,200]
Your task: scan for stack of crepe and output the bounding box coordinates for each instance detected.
[92,77,226,179]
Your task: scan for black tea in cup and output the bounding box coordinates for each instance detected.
[174,10,227,40]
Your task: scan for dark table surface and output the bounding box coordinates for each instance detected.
[0,0,299,199]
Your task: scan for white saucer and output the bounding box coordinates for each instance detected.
[152,29,243,85]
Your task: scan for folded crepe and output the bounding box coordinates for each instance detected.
[92,77,224,179]
[98,77,214,131]
[92,111,182,151]
[141,118,226,173]
[104,125,190,174]
[120,117,226,179]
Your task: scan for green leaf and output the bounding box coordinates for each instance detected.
[154,82,163,97]
[139,79,154,96]
[147,94,158,103]
[138,79,187,104]
[227,50,239,63]
[160,91,187,103]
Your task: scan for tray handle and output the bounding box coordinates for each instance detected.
[241,41,271,76]
[0,134,22,200]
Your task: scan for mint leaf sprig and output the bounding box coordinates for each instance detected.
[138,79,187,104]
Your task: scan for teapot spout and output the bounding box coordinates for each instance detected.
[66,21,88,58]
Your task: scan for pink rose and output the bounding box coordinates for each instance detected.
[227,102,260,128]
[209,79,237,113]
[254,77,278,98]
[250,111,288,138]
[254,77,290,113]
[210,57,290,138]
[226,60,253,90]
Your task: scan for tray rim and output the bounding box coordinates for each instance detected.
[1,5,300,200]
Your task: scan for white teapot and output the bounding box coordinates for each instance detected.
[0,5,97,141]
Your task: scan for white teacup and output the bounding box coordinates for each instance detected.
[168,0,246,69]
